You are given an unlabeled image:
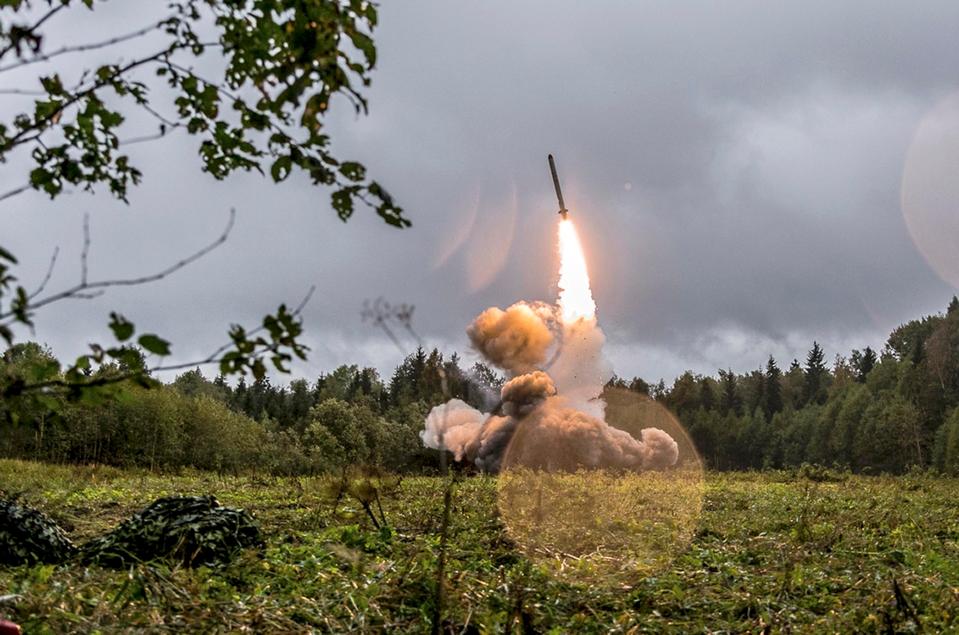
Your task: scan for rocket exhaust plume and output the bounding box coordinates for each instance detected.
[421,156,679,474]
[558,219,596,323]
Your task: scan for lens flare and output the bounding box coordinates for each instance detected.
[557,219,596,323]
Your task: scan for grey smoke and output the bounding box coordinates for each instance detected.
[501,371,556,417]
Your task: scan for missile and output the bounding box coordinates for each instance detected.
[548,154,569,220]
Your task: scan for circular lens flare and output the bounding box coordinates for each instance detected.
[497,389,705,587]
[901,91,959,289]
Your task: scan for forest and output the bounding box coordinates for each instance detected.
[4,296,959,477]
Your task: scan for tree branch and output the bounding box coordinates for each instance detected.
[149,284,316,374]
[0,3,68,61]
[10,284,317,395]
[0,208,236,321]
[0,183,31,204]
[0,88,47,95]
[28,246,59,300]
[1,47,175,155]
[0,20,166,74]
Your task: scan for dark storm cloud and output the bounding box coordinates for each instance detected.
[3,0,958,382]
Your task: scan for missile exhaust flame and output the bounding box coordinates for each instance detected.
[557,218,596,324]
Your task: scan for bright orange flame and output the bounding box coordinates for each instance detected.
[557,218,596,323]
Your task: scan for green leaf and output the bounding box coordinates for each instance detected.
[339,161,366,181]
[270,156,292,182]
[108,312,135,341]
[138,334,171,356]
[252,358,266,381]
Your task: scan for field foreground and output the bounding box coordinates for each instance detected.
[1,460,958,633]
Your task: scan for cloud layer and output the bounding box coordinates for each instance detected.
[3,1,958,382]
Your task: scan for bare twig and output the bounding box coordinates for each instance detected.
[0,20,166,74]
[0,209,237,343]
[80,213,90,285]
[0,183,31,204]
[431,462,453,635]
[119,130,170,146]
[0,3,68,61]
[139,102,181,129]
[362,297,420,353]
[0,208,237,320]
[0,87,47,95]
[28,246,59,300]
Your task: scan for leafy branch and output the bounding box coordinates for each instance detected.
[0,1,408,416]
[0,207,311,401]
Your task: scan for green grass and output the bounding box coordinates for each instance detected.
[1,459,958,633]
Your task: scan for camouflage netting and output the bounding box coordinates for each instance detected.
[79,495,262,567]
[0,500,77,566]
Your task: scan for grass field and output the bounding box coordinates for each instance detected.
[1,459,958,633]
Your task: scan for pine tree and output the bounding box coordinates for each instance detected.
[288,379,313,426]
[802,342,828,405]
[745,368,766,416]
[699,377,715,411]
[605,374,628,390]
[719,369,741,416]
[628,376,650,396]
[764,356,783,419]
[652,379,667,401]
[852,346,877,382]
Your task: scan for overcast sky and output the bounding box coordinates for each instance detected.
[4,1,959,384]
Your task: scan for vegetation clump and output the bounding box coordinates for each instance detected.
[79,495,262,568]
[1,494,260,569]
[0,499,76,566]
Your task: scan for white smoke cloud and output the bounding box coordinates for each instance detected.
[550,317,614,419]
[420,399,486,461]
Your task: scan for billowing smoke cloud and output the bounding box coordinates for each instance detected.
[466,302,557,374]
[505,402,678,471]
[421,303,680,473]
[501,371,555,417]
[421,399,485,461]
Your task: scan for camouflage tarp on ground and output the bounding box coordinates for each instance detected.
[79,495,262,567]
[0,500,77,566]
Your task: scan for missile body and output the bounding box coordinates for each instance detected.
[548,154,569,220]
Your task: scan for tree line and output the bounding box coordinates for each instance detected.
[622,297,959,474]
[0,346,498,475]
[3,298,959,476]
